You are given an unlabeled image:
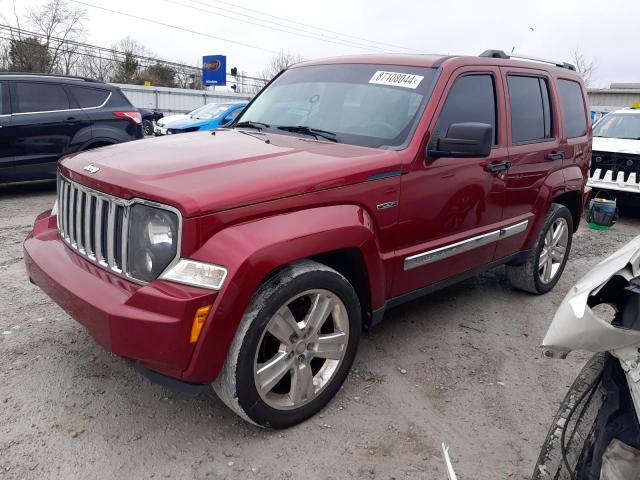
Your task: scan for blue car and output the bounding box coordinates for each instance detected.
[165,102,246,134]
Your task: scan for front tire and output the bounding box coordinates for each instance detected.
[213,260,361,428]
[507,203,573,294]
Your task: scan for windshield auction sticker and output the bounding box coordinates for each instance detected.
[369,71,424,89]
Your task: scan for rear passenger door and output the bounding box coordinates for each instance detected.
[494,68,564,259]
[9,81,90,181]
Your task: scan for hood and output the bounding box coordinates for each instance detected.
[593,136,640,155]
[158,114,190,127]
[60,129,402,217]
[166,117,215,130]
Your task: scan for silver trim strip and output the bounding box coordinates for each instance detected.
[12,92,112,116]
[404,220,529,271]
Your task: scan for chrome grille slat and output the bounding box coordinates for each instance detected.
[106,203,116,270]
[95,199,104,265]
[69,185,76,246]
[75,188,84,252]
[84,192,92,257]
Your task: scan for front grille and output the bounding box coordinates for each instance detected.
[590,151,640,184]
[57,175,129,275]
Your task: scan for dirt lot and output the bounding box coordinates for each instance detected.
[1,181,638,480]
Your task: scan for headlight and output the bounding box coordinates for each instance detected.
[127,204,179,283]
[161,259,227,290]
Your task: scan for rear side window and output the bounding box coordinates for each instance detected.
[435,74,497,144]
[507,75,553,143]
[69,86,109,108]
[558,79,587,138]
[14,82,70,113]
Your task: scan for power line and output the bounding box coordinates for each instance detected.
[163,0,388,53]
[66,0,282,55]
[200,0,427,54]
[0,24,268,85]
[0,29,266,90]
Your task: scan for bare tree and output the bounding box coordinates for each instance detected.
[571,50,597,87]
[174,61,202,89]
[253,50,302,92]
[78,49,115,82]
[111,37,148,84]
[1,0,86,74]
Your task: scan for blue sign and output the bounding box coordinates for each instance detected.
[202,55,226,86]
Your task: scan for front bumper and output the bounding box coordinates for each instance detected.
[154,124,168,136]
[24,210,217,380]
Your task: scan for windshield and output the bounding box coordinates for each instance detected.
[188,104,209,117]
[192,104,230,120]
[593,113,640,140]
[237,64,438,149]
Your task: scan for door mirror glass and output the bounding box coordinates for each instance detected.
[427,122,493,159]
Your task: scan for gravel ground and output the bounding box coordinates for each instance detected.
[1,181,639,480]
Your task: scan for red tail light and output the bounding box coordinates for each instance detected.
[113,111,142,125]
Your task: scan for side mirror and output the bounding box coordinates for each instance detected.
[427,122,493,159]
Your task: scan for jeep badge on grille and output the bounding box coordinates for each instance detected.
[83,164,100,174]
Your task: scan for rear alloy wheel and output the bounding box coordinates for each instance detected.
[213,260,361,428]
[143,119,154,136]
[507,203,573,294]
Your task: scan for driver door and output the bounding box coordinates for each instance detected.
[392,67,509,297]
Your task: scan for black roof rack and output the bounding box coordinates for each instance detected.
[479,50,576,71]
[0,72,104,83]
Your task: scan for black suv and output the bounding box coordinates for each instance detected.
[0,74,143,183]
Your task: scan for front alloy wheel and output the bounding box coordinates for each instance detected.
[254,289,349,410]
[213,260,361,428]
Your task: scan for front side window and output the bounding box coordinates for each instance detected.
[593,113,640,140]
[434,74,497,144]
[15,82,70,113]
[508,75,553,143]
[237,64,438,149]
[558,79,587,138]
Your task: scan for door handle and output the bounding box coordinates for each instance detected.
[546,151,565,161]
[485,161,512,173]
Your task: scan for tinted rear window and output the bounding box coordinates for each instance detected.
[14,82,70,113]
[558,79,587,138]
[435,74,497,144]
[69,86,109,108]
[507,75,553,143]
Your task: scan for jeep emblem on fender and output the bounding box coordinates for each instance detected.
[83,164,100,174]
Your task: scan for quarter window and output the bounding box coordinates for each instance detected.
[435,74,497,144]
[15,82,70,113]
[507,75,553,143]
[69,86,109,109]
[558,79,587,138]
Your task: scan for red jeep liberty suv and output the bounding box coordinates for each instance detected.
[24,50,591,428]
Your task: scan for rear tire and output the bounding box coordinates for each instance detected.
[507,203,573,294]
[143,119,154,136]
[213,260,361,428]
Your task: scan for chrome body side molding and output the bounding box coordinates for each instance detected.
[404,220,529,271]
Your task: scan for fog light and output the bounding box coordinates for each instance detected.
[190,305,212,344]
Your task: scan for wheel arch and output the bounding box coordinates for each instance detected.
[552,190,582,232]
[182,204,386,383]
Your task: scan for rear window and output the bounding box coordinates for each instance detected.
[69,86,109,108]
[558,79,587,138]
[507,75,553,143]
[14,82,70,113]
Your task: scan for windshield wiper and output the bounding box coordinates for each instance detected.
[277,125,338,142]
[235,121,270,131]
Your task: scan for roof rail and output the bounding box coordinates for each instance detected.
[0,72,104,83]
[478,50,576,71]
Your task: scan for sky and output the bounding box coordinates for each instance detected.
[2,0,639,89]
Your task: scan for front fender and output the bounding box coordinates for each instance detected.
[182,204,385,383]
